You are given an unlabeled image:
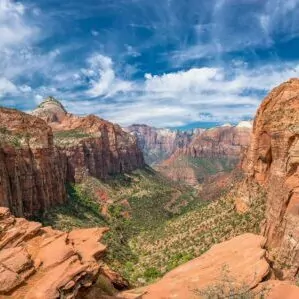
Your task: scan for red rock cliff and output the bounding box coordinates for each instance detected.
[33,98,144,182]
[180,123,251,158]
[124,124,201,165]
[0,107,67,217]
[156,123,251,188]
[0,99,144,217]
[243,78,299,279]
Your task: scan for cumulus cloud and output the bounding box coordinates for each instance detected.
[2,0,299,128]
[57,55,299,127]
[0,0,36,48]
[85,54,134,97]
[0,78,17,97]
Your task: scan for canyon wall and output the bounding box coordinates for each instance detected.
[0,99,144,217]
[125,124,203,165]
[156,123,252,187]
[241,78,299,279]
[0,107,67,217]
[179,122,252,158]
[33,99,144,182]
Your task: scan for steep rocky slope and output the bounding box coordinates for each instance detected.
[0,207,124,299]
[0,98,144,217]
[124,124,203,165]
[33,97,144,182]
[157,123,252,189]
[239,78,299,279]
[0,107,67,217]
[122,234,299,299]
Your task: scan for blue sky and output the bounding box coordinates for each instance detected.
[1,0,299,128]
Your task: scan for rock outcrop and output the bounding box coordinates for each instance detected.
[240,78,299,279]
[124,124,202,165]
[0,107,67,217]
[34,98,144,182]
[0,207,122,299]
[120,234,290,299]
[0,99,144,217]
[179,123,252,158]
[156,123,252,188]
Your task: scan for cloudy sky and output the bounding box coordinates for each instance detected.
[1,0,299,128]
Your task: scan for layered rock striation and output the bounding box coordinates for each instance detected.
[0,98,144,217]
[124,124,202,165]
[240,78,299,279]
[0,207,123,299]
[0,107,67,217]
[33,98,144,182]
[156,123,252,187]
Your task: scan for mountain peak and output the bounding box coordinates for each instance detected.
[32,96,67,123]
[38,96,67,112]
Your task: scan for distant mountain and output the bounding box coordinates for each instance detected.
[124,124,204,165]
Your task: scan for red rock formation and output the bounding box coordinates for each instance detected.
[120,234,274,299]
[0,100,144,216]
[0,107,67,217]
[33,98,144,182]
[124,124,201,165]
[180,123,251,158]
[156,124,251,188]
[0,207,124,299]
[241,78,299,279]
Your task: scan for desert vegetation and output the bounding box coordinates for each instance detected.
[36,166,266,286]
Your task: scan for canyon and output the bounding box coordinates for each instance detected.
[156,122,252,187]
[0,98,144,217]
[124,124,203,165]
[0,79,299,298]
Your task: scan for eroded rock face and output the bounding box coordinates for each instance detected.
[156,124,251,188]
[33,100,145,182]
[180,124,251,158]
[124,124,201,165]
[121,234,270,299]
[242,78,299,279]
[0,207,123,299]
[0,101,144,216]
[0,107,67,217]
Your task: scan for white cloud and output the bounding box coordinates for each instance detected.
[57,55,299,127]
[0,0,36,48]
[85,54,134,97]
[0,78,17,96]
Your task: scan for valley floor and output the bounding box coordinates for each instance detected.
[35,166,266,288]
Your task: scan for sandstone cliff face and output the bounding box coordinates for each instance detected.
[0,207,124,299]
[125,124,202,165]
[156,124,251,188]
[242,78,299,279]
[0,107,67,217]
[180,123,251,158]
[33,99,144,182]
[0,99,144,217]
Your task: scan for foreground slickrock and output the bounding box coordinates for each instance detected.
[0,207,122,299]
[121,234,270,299]
[240,78,299,279]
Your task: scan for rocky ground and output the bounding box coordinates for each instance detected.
[1,78,299,298]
